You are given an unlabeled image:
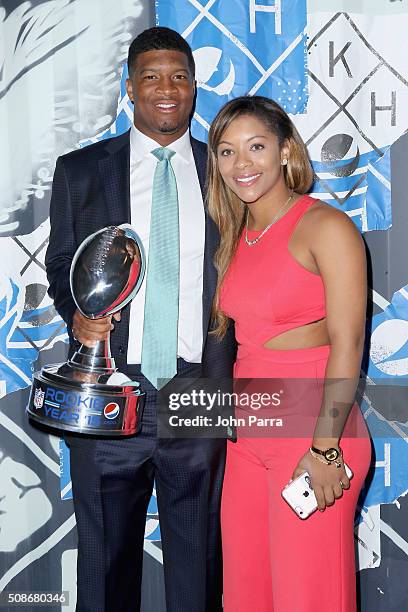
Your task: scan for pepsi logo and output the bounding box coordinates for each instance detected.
[104,402,120,420]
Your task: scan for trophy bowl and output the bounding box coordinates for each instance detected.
[26,224,146,436]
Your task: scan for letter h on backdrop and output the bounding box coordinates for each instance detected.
[249,0,282,34]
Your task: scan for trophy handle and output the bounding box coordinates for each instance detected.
[68,332,116,374]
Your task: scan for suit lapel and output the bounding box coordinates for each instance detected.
[98,131,131,226]
[191,137,218,344]
[191,136,207,193]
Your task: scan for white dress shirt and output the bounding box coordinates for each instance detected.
[127,125,205,364]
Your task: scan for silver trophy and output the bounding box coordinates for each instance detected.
[27,224,146,436]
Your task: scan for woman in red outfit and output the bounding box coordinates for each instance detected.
[207,96,371,612]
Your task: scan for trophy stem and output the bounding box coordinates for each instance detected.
[68,337,116,374]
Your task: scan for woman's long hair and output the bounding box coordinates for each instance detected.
[207,95,314,338]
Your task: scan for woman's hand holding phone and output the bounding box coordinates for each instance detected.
[288,449,351,512]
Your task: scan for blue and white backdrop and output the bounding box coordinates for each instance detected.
[0,1,407,610]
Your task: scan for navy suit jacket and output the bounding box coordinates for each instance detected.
[45,129,236,378]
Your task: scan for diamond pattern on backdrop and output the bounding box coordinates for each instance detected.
[303,12,408,230]
[157,0,308,142]
[0,221,68,396]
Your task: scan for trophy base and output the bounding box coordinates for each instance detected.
[26,364,145,436]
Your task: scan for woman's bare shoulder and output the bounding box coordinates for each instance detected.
[302,198,361,238]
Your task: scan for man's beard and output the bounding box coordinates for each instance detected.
[158,120,179,133]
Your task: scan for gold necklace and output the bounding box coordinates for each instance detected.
[245,193,295,247]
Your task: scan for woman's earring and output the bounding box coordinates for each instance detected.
[281,158,288,166]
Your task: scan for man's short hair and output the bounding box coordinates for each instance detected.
[128,27,195,77]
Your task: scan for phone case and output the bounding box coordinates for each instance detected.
[281,463,353,519]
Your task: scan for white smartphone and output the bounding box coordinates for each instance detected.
[281,463,353,519]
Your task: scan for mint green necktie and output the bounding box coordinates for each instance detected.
[141,147,179,389]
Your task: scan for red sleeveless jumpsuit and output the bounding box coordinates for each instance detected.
[219,195,371,612]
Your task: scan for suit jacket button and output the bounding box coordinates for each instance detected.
[118,345,125,354]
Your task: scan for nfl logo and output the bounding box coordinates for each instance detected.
[33,388,45,409]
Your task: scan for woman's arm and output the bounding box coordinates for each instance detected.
[292,205,367,510]
[311,206,367,444]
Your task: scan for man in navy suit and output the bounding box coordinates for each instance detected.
[45,27,235,612]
